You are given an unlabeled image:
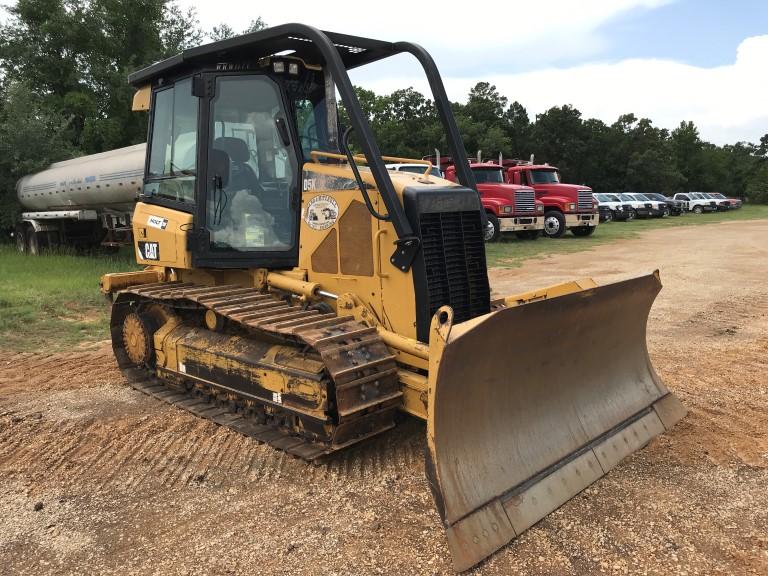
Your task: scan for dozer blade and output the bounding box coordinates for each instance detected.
[425,272,686,571]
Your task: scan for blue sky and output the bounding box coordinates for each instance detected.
[604,0,768,67]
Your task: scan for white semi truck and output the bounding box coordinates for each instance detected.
[14,144,145,253]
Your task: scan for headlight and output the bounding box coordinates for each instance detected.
[568,203,576,211]
[501,205,512,214]
[536,204,544,213]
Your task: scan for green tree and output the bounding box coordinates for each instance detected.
[210,23,237,41]
[244,17,268,33]
[503,101,531,159]
[745,162,768,203]
[529,105,588,181]
[0,82,77,229]
[0,0,210,222]
[671,120,705,190]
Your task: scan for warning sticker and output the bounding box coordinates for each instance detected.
[147,215,169,230]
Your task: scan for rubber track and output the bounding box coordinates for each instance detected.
[116,282,403,461]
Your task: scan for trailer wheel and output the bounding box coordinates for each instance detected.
[571,226,596,237]
[483,214,500,242]
[543,211,566,238]
[27,229,41,255]
[14,225,27,253]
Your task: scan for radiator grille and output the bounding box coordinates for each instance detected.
[514,188,536,212]
[419,211,490,325]
[577,190,593,211]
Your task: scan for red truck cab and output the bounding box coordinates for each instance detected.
[443,161,545,242]
[502,160,598,238]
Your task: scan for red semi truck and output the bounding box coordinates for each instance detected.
[501,159,598,238]
[434,158,545,242]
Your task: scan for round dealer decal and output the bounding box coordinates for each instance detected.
[304,195,339,230]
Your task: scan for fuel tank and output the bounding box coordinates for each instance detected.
[16,143,145,213]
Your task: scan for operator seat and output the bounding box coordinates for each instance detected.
[213,137,264,197]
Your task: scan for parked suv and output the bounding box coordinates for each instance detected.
[644,193,684,216]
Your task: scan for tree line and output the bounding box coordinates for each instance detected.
[1,0,766,231]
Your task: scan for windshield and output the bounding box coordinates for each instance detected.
[619,194,635,202]
[633,193,650,201]
[471,167,504,184]
[529,169,560,184]
[595,194,610,202]
[606,194,621,202]
[711,193,725,199]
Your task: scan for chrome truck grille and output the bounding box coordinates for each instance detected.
[577,190,593,211]
[514,188,535,212]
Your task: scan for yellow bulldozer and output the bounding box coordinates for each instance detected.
[101,24,686,571]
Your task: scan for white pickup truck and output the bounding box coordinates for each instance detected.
[593,193,632,221]
[673,192,718,214]
[615,193,663,218]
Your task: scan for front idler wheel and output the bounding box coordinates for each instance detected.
[122,312,156,367]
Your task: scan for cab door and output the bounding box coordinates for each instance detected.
[191,73,301,269]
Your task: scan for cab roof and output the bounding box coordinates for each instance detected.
[129,23,396,86]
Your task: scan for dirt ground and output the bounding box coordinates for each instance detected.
[1,220,766,576]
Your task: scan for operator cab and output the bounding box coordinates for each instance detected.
[139,55,334,268]
[129,24,483,271]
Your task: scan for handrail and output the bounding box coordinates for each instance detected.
[340,126,390,222]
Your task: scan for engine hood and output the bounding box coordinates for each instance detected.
[476,183,532,201]
[532,183,591,195]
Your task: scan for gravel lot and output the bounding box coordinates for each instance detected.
[1,219,766,575]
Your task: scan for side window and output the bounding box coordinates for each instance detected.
[144,78,198,204]
[295,98,320,158]
[519,171,528,186]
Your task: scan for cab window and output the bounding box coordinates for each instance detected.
[145,77,198,204]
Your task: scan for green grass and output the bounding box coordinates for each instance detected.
[485,204,768,268]
[0,246,139,352]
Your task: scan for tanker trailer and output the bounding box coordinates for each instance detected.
[14,143,145,253]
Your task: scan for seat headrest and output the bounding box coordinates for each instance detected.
[214,137,250,163]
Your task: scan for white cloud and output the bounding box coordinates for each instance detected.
[181,0,670,70]
[356,35,768,145]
